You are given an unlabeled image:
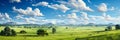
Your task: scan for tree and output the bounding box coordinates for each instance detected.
[11,29,17,36]
[105,26,112,31]
[4,27,10,31]
[0,27,17,36]
[37,29,48,36]
[52,28,56,34]
[0,30,5,36]
[20,30,27,34]
[115,24,120,30]
[3,27,11,36]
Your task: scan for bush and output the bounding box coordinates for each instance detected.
[20,30,27,34]
[0,27,17,36]
[52,28,56,34]
[37,29,48,36]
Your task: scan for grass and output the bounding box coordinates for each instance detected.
[0,26,120,40]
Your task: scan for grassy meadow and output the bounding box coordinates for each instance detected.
[0,26,120,40]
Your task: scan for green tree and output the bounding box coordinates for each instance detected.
[115,24,120,30]
[0,30,5,36]
[11,29,17,36]
[4,27,11,36]
[37,29,48,36]
[0,27,17,36]
[20,30,27,34]
[52,28,56,34]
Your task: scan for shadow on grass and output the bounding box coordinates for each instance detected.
[21,35,38,37]
[20,34,47,37]
[75,35,107,40]
[75,35,120,40]
[92,30,106,33]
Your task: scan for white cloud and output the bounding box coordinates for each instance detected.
[15,14,49,24]
[109,7,115,11]
[4,13,11,20]
[15,16,43,24]
[0,13,11,20]
[32,1,70,13]
[67,13,77,19]
[58,15,62,17]
[14,12,120,25]
[12,7,45,24]
[56,12,90,24]
[66,19,77,25]
[71,10,79,12]
[0,13,11,22]
[32,0,93,13]
[24,17,39,23]
[67,0,93,12]
[98,3,107,12]
[10,0,21,3]
[32,1,49,6]
[48,4,70,13]
[102,13,113,21]
[89,13,120,24]
[13,7,43,17]
[16,14,24,19]
[81,12,89,20]
[89,13,112,21]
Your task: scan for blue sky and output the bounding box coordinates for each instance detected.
[0,0,120,25]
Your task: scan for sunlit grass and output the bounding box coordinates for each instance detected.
[0,26,120,40]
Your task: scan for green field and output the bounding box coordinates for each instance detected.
[0,26,120,40]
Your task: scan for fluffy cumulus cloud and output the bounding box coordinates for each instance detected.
[24,17,40,24]
[56,12,90,24]
[62,12,120,24]
[67,13,77,19]
[98,3,107,12]
[3,0,119,25]
[32,1,70,13]
[15,15,45,24]
[0,13,11,20]
[16,15,24,19]
[13,11,120,25]
[12,7,45,24]
[32,0,94,13]
[32,1,48,6]
[66,19,78,25]
[89,13,120,24]
[71,0,93,11]
[59,0,94,12]
[0,13,11,22]
[102,13,114,21]
[10,0,21,3]
[81,12,89,20]
[13,7,43,17]
[48,4,70,13]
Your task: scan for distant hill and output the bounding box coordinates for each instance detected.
[1,22,17,26]
[0,22,115,26]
